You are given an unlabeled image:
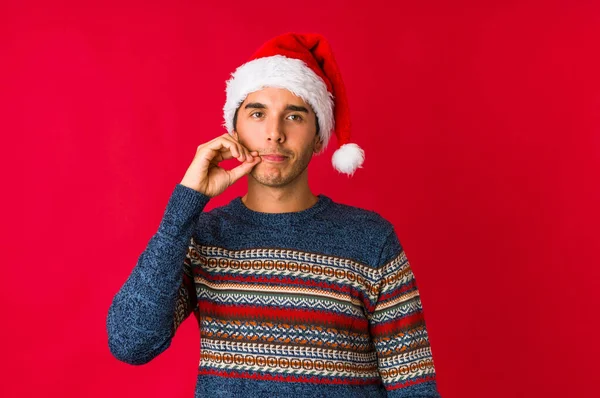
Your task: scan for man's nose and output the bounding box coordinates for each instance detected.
[266,117,285,143]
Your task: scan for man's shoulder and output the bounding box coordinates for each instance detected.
[194,200,233,224]
[323,197,395,234]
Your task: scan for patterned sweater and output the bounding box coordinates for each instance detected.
[107,184,441,397]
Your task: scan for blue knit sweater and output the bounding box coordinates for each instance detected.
[107,184,441,397]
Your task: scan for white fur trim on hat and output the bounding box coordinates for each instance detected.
[332,143,365,176]
[223,55,334,153]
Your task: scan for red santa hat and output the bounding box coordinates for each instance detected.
[223,32,365,176]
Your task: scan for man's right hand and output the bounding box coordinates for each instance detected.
[180,133,262,197]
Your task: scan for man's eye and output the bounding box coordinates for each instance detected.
[287,114,303,121]
[251,112,263,118]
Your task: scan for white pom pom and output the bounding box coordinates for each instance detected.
[331,143,365,176]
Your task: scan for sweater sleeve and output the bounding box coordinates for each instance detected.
[173,246,200,333]
[368,227,441,397]
[106,184,210,365]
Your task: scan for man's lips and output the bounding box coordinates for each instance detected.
[262,155,287,162]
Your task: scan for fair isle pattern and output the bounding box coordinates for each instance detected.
[202,337,377,361]
[370,245,437,389]
[196,285,365,318]
[175,237,436,390]
[200,349,380,380]
[189,245,381,296]
[370,296,422,323]
[196,276,366,307]
[201,316,373,352]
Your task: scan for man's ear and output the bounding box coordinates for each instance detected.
[313,134,323,153]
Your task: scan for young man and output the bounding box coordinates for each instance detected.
[107,33,441,397]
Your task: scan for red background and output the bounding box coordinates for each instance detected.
[1,1,599,397]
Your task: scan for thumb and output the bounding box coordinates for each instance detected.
[227,157,261,185]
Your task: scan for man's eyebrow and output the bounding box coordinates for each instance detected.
[285,104,309,113]
[244,102,266,109]
[243,102,309,113]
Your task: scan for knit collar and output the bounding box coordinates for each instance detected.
[229,194,332,226]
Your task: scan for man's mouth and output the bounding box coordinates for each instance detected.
[262,154,288,162]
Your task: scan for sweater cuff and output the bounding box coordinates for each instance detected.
[157,184,211,239]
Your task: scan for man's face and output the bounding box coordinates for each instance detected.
[233,87,322,188]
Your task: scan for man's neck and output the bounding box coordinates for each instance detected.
[242,175,318,214]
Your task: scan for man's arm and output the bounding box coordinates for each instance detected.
[106,184,210,365]
[368,227,441,397]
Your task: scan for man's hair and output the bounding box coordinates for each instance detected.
[232,105,320,137]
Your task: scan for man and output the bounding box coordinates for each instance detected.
[107,33,441,397]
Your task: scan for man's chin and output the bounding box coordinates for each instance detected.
[249,169,291,187]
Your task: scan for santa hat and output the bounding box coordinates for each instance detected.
[223,32,365,176]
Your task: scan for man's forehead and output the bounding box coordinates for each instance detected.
[242,87,313,112]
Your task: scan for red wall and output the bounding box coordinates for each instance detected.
[1,1,599,397]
